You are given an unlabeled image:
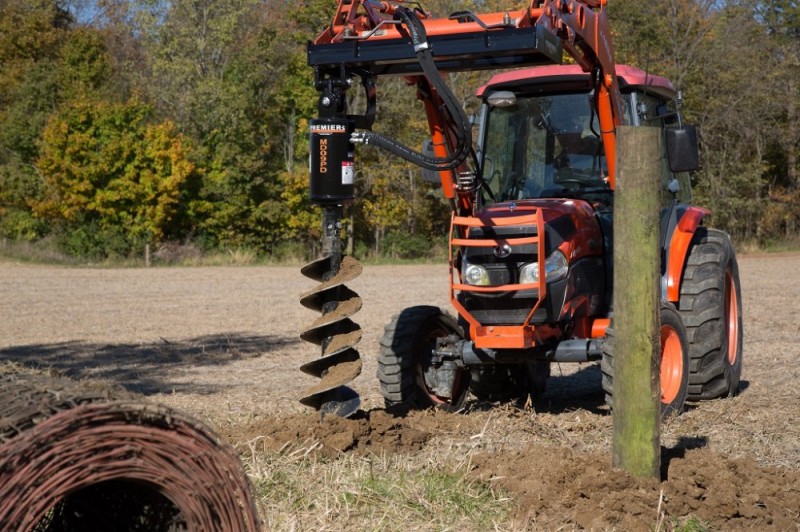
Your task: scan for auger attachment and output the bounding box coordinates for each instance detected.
[299,111,363,417]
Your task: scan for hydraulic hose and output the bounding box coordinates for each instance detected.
[351,7,472,171]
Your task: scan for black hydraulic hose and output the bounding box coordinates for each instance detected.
[351,7,472,171]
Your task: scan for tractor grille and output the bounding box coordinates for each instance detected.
[462,224,538,286]
[460,292,550,325]
[450,207,548,329]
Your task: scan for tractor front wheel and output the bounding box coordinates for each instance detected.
[378,306,469,411]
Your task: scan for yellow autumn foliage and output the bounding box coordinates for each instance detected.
[34,97,197,243]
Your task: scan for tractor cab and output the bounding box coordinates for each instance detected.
[477,64,694,209]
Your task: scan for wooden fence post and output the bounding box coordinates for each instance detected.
[611,125,661,478]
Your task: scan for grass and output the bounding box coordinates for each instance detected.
[240,439,511,531]
[0,238,444,268]
[238,437,721,531]
[4,234,800,270]
[672,516,711,532]
[0,238,276,268]
[734,236,800,255]
[654,488,711,532]
[0,237,448,268]
[0,237,81,265]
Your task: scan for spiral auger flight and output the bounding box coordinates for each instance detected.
[299,206,363,418]
[300,72,367,417]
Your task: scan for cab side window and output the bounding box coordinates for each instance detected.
[634,91,692,205]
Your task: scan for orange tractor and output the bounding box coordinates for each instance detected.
[299,0,743,417]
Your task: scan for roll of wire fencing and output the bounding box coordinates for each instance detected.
[0,365,260,531]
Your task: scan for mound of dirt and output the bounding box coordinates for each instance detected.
[226,404,800,529]
[470,446,800,530]
[224,408,456,457]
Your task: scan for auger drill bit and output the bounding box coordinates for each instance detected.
[299,206,363,417]
[299,106,363,417]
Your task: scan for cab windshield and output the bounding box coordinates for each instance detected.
[481,92,610,202]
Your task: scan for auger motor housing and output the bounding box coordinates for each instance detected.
[309,117,355,205]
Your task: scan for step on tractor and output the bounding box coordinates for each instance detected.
[299,0,743,417]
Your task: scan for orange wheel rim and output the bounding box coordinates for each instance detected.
[725,270,739,366]
[660,325,684,404]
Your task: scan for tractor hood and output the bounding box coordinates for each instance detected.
[477,198,604,261]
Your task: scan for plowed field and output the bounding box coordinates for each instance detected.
[1,253,798,529]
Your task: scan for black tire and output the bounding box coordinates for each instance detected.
[469,362,550,402]
[677,228,743,400]
[377,306,469,411]
[601,303,690,417]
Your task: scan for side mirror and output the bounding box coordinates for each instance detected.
[665,125,699,173]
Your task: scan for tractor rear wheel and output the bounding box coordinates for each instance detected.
[677,228,743,399]
[378,306,469,411]
[601,303,690,417]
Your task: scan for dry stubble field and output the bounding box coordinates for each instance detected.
[1,253,799,530]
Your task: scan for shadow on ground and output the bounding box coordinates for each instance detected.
[540,363,606,413]
[0,333,299,395]
[464,363,608,415]
[661,435,710,480]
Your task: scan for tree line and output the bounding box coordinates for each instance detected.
[0,0,797,261]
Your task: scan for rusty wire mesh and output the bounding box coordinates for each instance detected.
[0,366,260,531]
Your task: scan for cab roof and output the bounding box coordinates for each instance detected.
[477,64,675,100]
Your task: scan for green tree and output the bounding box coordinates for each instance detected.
[755,0,800,237]
[0,2,122,241]
[757,0,800,186]
[132,0,293,249]
[0,1,68,239]
[609,0,794,242]
[57,27,112,97]
[34,97,197,256]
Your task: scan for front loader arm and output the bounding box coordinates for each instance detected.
[308,0,623,193]
[535,0,624,187]
[308,1,559,217]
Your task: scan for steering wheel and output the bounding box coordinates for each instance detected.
[554,177,587,186]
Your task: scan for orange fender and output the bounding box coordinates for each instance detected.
[665,206,710,302]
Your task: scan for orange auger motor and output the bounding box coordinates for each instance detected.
[300,0,743,417]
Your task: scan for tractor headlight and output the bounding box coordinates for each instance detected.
[519,262,538,284]
[519,250,569,284]
[464,263,491,286]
